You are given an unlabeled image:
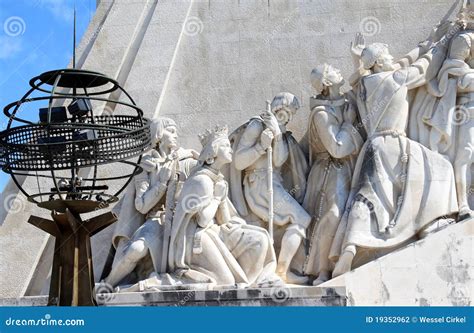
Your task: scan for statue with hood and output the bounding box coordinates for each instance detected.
[330,22,460,277]
[229,92,311,284]
[103,117,198,289]
[303,64,364,285]
[168,125,279,287]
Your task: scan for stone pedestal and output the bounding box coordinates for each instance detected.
[322,219,473,306]
[0,286,347,307]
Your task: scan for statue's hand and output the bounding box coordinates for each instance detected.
[158,161,173,184]
[351,32,365,58]
[261,110,281,136]
[260,128,274,150]
[214,180,227,202]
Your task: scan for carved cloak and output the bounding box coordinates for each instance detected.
[330,69,459,261]
[168,167,277,286]
[228,117,308,218]
[111,148,197,274]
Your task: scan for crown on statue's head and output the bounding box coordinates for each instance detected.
[198,125,228,147]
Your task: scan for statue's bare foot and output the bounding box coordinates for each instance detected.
[332,251,354,278]
[279,271,309,285]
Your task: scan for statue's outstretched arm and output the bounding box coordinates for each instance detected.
[399,37,450,90]
[350,32,365,71]
[348,33,366,86]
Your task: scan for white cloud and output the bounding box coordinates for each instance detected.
[0,36,22,59]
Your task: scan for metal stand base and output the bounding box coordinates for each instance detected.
[28,209,116,306]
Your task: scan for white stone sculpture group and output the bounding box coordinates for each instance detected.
[102,5,473,291]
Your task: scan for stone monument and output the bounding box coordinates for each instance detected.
[0,0,472,307]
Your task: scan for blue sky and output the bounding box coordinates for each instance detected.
[0,0,96,191]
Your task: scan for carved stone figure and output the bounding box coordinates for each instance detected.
[229,93,311,284]
[168,126,279,287]
[409,4,474,219]
[303,64,364,285]
[96,8,472,294]
[104,117,198,287]
[330,32,459,277]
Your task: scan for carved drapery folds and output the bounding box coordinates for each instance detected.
[101,4,472,292]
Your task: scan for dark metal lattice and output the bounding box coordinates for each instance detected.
[0,68,152,212]
[0,116,150,171]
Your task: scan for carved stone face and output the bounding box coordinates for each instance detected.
[160,125,178,151]
[377,49,395,71]
[215,138,233,164]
